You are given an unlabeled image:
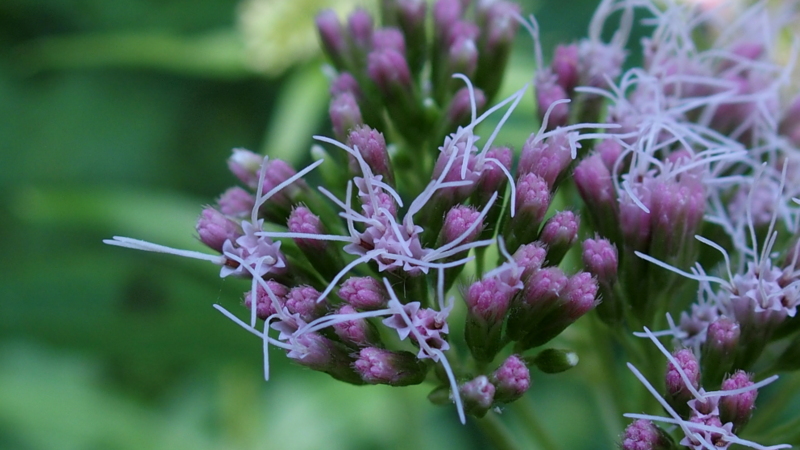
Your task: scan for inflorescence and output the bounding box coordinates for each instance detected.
[106,0,800,447]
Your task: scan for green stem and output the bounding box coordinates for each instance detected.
[476,413,523,450]
[511,398,562,450]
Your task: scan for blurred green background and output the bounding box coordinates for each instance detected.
[0,0,628,448]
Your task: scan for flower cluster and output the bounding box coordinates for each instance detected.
[106,0,800,447]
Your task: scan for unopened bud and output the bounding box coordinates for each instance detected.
[665,348,700,418]
[491,355,531,403]
[243,280,289,320]
[338,276,389,310]
[355,347,428,386]
[519,130,575,189]
[218,187,255,217]
[506,267,568,341]
[347,125,394,185]
[700,316,740,385]
[539,210,580,266]
[316,10,348,69]
[330,92,363,141]
[719,370,757,431]
[552,44,579,93]
[464,277,514,361]
[332,305,380,347]
[285,285,328,323]
[621,420,673,450]
[460,375,495,418]
[504,173,551,253]
[196,207,240,253]
[228,148,264,189]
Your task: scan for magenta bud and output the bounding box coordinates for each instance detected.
[460,375,495,418]
[347,8,374,51]
[477,0,520,52]
[561,272,599,320]
[347,125,394,185]
[228,148,264,189]
[535,75,570,130]
[372,27,406,55]
[330,92,363,141]
[552,44,579,93]
[441,205,483,245]
[648,175,705,261]
[597,138,624,171]
[539,210,580,266]
[719,370,757,431]
[621,420,673,450]
[287,332,362,384]
[665,349,700,417]
[217,187,255,218]
[316,10,348,68]
[466,277,514,323]
[506,267,568,341]
[447,37,478,78]
[619,183,652,252]
[196,207,240,253]
[330,72,361,98]
[577,40,626,89]
[433,0,463,38]
[519,131,574,189]
[513,242,548,281]
[354,347,428,386]
[446,86,487,127]
[257,158,307,212]
[367,48,412,94]
[285,285,328,323]
[701,316,740,384]
[491,355,531,404]
[338,276,389,310]
[243,280,289,320]
[581,237,618,285]
[505,173,551,252]
[332,304,380,347]
[287,206,326,250]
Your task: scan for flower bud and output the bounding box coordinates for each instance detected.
[285,285,328,323]
[446,87,486,128]
[330,72,361,98]
[338,276,389,310]
[700,316,740,385]
[597,138,623,171]
[447,37,478,79]
[621,420,673,450]
[367,48,413,95]
[347,8,374,53]
[332,305,380,347]
[665,348,700,418]
[464,277,514,361]
[474,0,520,100]
[460,375,495,418]
[506,267,568,341]
[518,131,575,189]
[330,92,363,141]
[243,280,289,320]
[354,347,428,386]
[574,153,620,241]
[287,332,363,385]
[719,370,757,431]
[513,242,548,281]
[491,355,531,403]
[528,348,578,374]
[389,0,427,74]
[538,210,580,266]
[196,207,240,253]
[552,44,579,94]
[518,272,598,349]
[504,173,551,253]
[347,125,394,185]
[315,10,349,69]
[218,187,255,217]
[647,175,705,263]
[535,74,570,130]
[581,237,618,285]
[228,148,264,189]
[372,27,406,55]
[441,205,483,246]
